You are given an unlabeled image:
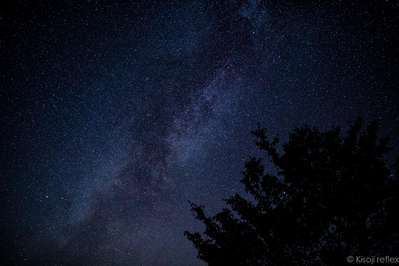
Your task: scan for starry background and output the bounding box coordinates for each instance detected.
[1,0,398,265]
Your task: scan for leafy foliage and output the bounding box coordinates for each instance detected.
[185,119,399,265]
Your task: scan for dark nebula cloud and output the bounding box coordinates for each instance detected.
[2,0,398,265]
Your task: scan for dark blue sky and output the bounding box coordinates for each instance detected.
[2,0,398,265]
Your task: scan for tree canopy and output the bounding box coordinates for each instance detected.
[185,119,399,265]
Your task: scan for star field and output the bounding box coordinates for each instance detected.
[2,0,398,265]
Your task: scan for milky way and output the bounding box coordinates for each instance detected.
[2,1,398,265]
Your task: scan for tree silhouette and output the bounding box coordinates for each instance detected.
[185,119,399,265]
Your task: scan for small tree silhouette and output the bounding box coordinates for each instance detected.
[185,119,399,265]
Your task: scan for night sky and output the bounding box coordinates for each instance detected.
[2,0,399,265]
